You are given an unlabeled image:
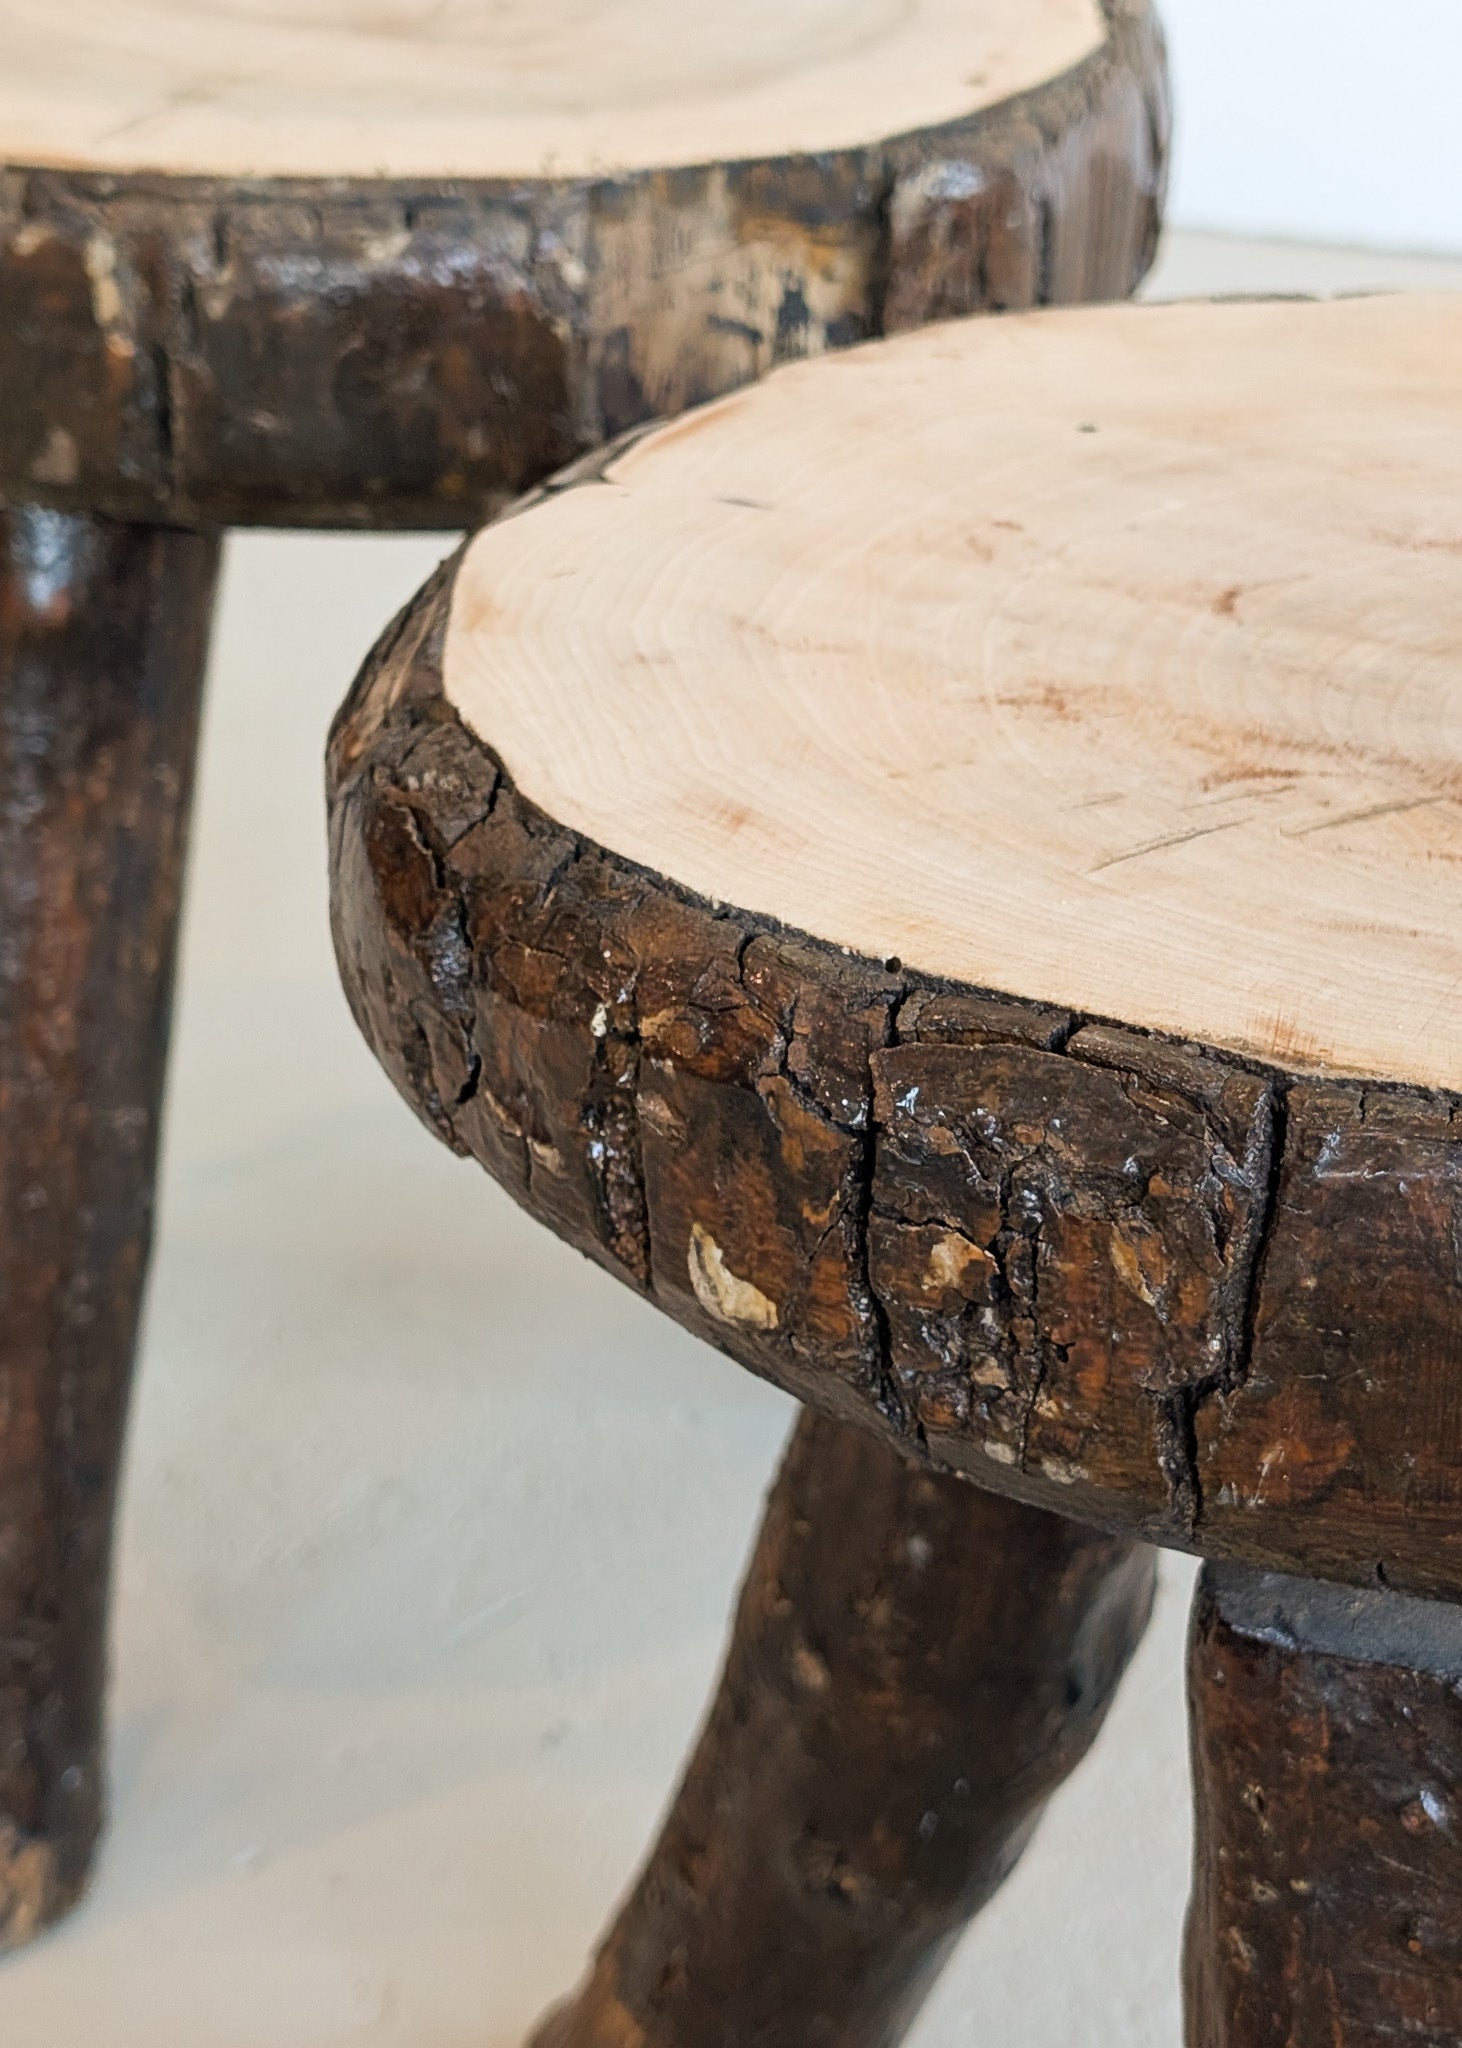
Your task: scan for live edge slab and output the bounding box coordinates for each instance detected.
[0,0,1167,527]
[330,294,1462,1609]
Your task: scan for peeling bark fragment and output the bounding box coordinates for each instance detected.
[897,988,1073,1052]
[869,1029,1274,1538]
[636,938,898,1416]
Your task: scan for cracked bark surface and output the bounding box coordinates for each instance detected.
[327,544,1462,1603]
[0,0,1167,528]
[1186,1563,1462,2047]
[532,1406,1155,2048]
[0,504,219,1944]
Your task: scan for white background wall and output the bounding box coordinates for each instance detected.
[1162,0,1462,252]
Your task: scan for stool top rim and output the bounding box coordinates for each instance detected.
[0,0,1103,183]
[445,293,1462,1093]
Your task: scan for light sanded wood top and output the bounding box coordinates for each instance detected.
[0,0,1104,181]
[446,294,1462,1091]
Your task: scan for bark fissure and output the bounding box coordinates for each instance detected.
[1185,1082,1290,1535]
[865,156,899,344]
[150,341,176,490]
[850,993,909,1439]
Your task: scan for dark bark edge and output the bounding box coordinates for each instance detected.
[0,0,1167,528]
[328,523,1462,1606]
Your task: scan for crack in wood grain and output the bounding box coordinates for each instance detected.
[1087,815,1254,875]
[1284,794,1448,839]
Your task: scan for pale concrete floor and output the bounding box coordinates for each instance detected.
[3,231,1459,2045]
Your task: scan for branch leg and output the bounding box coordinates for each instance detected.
[1186,1562,1462,2046]
[534,1409,1156,2048]
[0,506,219,1945]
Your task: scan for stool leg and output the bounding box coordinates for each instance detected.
[0,505,219,1946]
[533,1410,1156,2048]
[1186,1562,1462,2046]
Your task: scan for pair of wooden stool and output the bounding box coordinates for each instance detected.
[7,4,1459,2045]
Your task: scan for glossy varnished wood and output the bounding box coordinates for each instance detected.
[0,504,218,1944]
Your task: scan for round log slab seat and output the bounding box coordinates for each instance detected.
[330,292,1462,2048]
[0,0,1167,530]
[0,0,1171,1951]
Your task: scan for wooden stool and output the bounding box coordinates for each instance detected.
[331,292,1462,2046]
[0,2,1170,1945]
